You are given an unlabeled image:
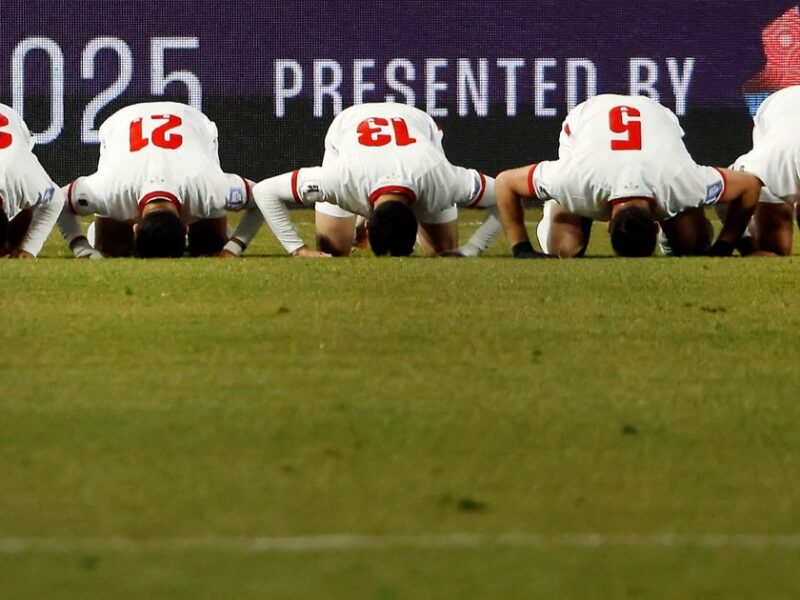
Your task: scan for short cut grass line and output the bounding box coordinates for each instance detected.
[2,533,800,553]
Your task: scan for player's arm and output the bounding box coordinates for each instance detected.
[220,179,264,258]
[445,175,500,257]
[708,168,761,256]
[495,165,548,258]
[12,187,65,258]
[56,185,103,259]
[251,171,329,257]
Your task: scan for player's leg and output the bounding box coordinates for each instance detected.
[315,202,356,256]
[659,207,713,256]
[2,208,34,256]
[416,206,459,256]
[536,200,592,257]
[94,216,135,257]
[750,201,793,255]
[187,217,228,256]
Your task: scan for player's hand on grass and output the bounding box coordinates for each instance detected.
[218,248,239,259]
[706,239,735,257]
[74,246,103,260]
[511,241,550,258]
[292,246,331,258]
[439,244,480,258]
[70,236,104,260]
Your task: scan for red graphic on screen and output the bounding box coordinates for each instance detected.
[744,6,800,92]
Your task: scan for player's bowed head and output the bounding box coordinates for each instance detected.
[133,199,188,258]
[368,194,418,256]
[608,199,659,257]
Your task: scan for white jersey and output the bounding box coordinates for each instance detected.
[0,103,59,220]
[290,103,490,218]
[66,102,249,222]
[734,85,800,199]
[530,95,725,221]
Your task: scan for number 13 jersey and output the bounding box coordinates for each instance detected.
[530,94,725,221]
[290,103,490,216]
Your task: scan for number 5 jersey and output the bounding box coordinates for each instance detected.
[529,94,726,221]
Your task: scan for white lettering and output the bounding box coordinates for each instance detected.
[274,59,302,118]
[81,37,133,144]
[425,58,449,117]
[151,37,202,110]
[497,58,525,117]
[11,37,65,144]
[353,59,376,105]
[534,58,557,117]
[629,57,659,100]
[667,57,695,116]
[457,58,488,117]
[313,59,343,117]
[385,59,416,105]
[566,59,597,110]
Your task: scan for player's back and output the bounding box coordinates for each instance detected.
[97,102,219,177]
[0,103,37,162]
[327,103,445,165]
[566,95,688,167]
[752,85,800,137]
[0,103,55,215]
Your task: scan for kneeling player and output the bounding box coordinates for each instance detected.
[734,85,800,255]
[496,94,761,258]
[0,104,64,258]
[253,102,501,257]
[58,102,263,258]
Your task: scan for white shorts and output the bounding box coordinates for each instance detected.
[315,200,458,224]
[757,186,785,205]
[536,200,557,253]
[315,201,355,218]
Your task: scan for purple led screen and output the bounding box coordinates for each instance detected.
[1,0,798,182]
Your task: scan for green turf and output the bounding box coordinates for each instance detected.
[2,210,800,598]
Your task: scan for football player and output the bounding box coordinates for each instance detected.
[57,102,263,258]
[0,104,64,258]
[734,85,800,255]
[495,94,761,258]
[252,102,502,257]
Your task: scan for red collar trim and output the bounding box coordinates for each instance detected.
[138,191,182,215]
[608,196,656,207]
[368,185,416,205]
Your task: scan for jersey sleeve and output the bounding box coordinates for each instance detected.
[293,166,341,207]
[660,165,725,217]
[65,176,113,217]
[220,173,251,211]
[529,160,563,201]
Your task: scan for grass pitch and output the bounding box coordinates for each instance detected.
[2,210,800,598]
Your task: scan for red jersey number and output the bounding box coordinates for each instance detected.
[609,106,642,151]
[356,117,417,147]
[129,114,183,152]
[0,114,13,149]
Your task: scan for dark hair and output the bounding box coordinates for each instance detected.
[368,201,417,256]
[135,211,185,258]
[0,209,8,250]
[609,205,657,257]
[187,228,226,257]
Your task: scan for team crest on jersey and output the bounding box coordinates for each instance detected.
[36,187,55,206]
[226,188,245,210]
[301,181,323,203]
[704,180,723,205]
